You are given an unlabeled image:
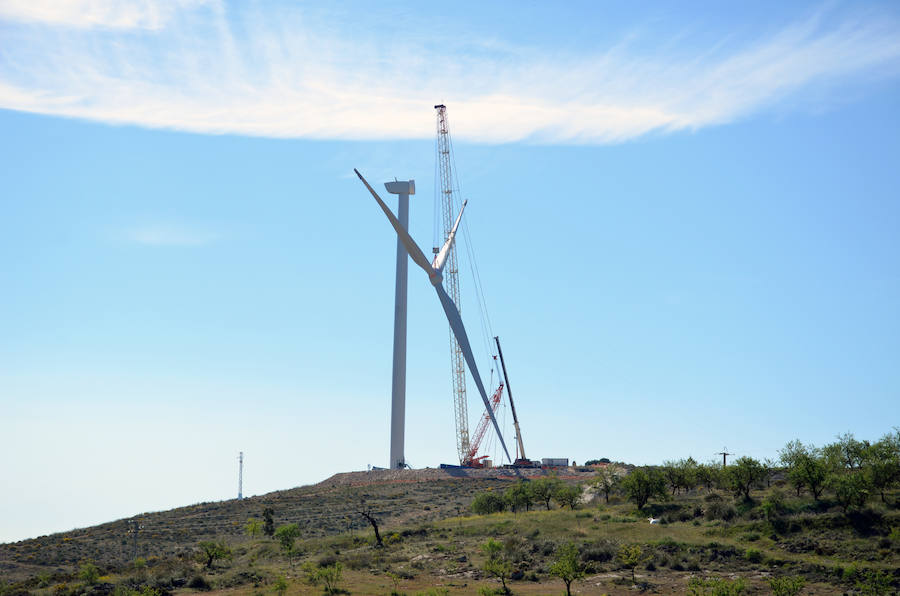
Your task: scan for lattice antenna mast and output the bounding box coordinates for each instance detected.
[434,104,470,464]
[238,451,243,500]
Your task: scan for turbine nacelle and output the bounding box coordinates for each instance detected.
[384,180,415,196]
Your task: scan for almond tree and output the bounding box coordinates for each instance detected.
[549,542,585,596]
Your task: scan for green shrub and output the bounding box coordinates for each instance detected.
[311,562,343,595]
[78,563,100,586]
[768,576,806,596]
[271,575,288,596]
[687,576,747,595]
[854,569,893,596]
[744,549,763,563]
[470,492,506,515]
[705,501,737,522]
[187,576,211,591]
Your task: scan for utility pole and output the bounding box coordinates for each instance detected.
[717,448,733,467]
[238,451,244,500]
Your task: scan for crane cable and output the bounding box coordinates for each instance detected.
[442,119,499,383]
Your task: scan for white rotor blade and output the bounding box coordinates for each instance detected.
[435,283,512,463]
[433,199,467,273]
[355,168,433,275]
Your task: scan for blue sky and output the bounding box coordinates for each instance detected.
[1,0,899,543]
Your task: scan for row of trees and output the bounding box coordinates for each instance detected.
[616,456,770,508]
[779,431,900,510]
[598,430,900,511]
[470,477,581,514]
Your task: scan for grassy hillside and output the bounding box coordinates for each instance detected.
[2,467,899,595]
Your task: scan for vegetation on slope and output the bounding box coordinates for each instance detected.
[1,431,898,595]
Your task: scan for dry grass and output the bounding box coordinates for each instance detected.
[2,472,898,595]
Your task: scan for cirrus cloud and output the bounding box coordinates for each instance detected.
[1,3,898,144]
[0,0,213,30]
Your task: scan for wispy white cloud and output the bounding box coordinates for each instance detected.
[126,224,218,246]
[0,3,898,144]
[0,0,213,30]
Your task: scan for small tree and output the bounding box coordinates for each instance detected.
[662,460,680,495]
[554,483,582,510]
[197,541,232,569]
[616,544,646,584]
[274,523,301,567]
[762,458,777,488]
[481,538,513,594]
[358,504,383,547]
[621,468,667,509]
[725,456,766,500]
[780,441,830,499]
[262,507,275,537]
[504,480,533,513]
[245,517,263,538]
[830,471,870,513]
[530,475,563,510]
[862,434,900,503]
[795,452,829,500]
[591,465,621,503]
[316,562,344,595]
[828,432,869,470]
[695,462,720,492]
[548,541,585,596]
[272,575,288,596]
[471,491,507,514]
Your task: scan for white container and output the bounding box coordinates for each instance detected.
[541,458,569,467]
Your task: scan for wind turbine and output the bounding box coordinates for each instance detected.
[355,168,512,464]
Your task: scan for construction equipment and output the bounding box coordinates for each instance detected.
[433,104,471,465]
[462,382,504,467]
[494,336,533,467]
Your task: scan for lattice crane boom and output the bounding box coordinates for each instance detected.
[464,383,504,466]
[434,104,471,464]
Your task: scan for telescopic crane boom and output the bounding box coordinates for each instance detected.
[494,336,529,464]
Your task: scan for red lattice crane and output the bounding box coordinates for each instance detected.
[462,382,504,467]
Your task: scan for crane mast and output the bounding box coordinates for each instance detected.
[434,104,470,464]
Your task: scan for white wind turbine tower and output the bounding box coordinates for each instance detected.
[355,169,511,466]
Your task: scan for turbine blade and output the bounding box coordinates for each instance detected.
[433,199,467,272]
[434,283,512,463]
[355,168,433,275]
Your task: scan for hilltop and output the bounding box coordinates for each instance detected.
[0,467,595,581]
[1,463,898,595]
